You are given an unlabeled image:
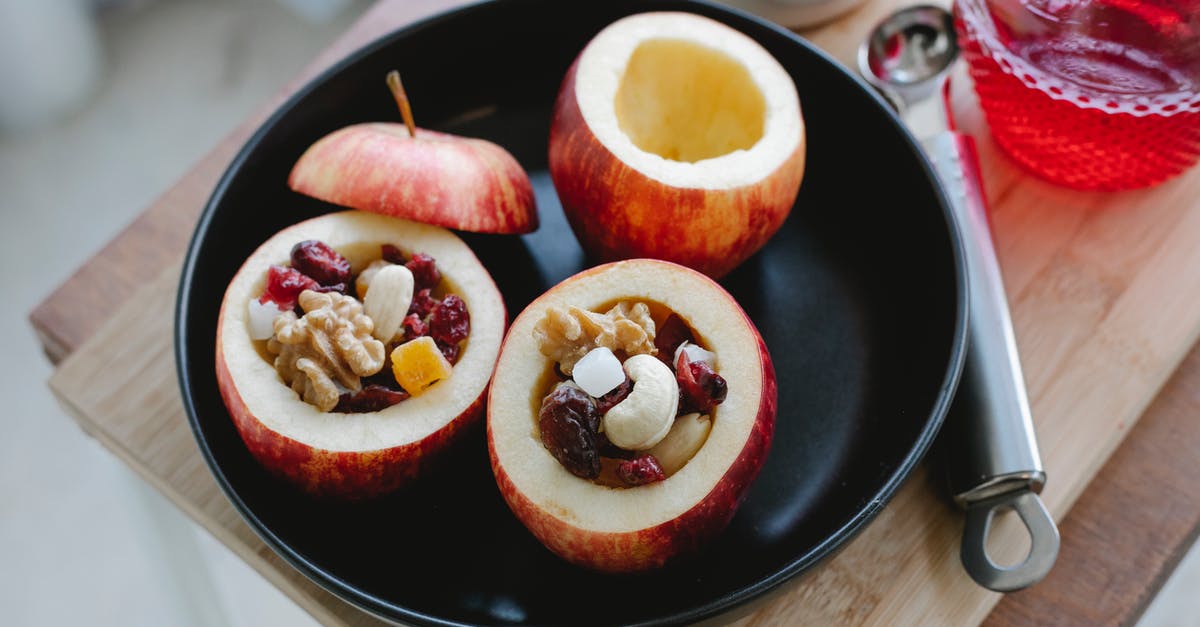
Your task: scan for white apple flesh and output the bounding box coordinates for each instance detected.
[549,12,806,278]
[488,259,776,572]
[216,211,506,499]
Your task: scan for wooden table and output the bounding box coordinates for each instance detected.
[31,0,1200,624]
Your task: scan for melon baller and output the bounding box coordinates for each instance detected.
[857,5,1060,592]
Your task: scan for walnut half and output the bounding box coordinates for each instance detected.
[533,301,657,375]
[267,290,386,411]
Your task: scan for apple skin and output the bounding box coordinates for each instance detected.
[289,124,538,234]
[216,332,485,500]
[487,261,777,571]
[548,60,806,279]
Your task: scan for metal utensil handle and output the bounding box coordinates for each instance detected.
[924,131,1045,500]
[923,131,1059,590]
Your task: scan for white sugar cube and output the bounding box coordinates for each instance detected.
[572,347,625,398]
[247,298,285,340]
[674,342,716,368]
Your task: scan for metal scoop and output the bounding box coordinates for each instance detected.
[858,5,1060,592]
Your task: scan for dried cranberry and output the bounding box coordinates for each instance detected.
[260,265,319,310]
[401,313,428,341]
[290,240,351,286]
[405,253,441,291]
[381,243,407,265]
[538,384,601,479]
[408,288,440,317]
[333,385,410,413]
[595,376,634,414]
[655,314,696,365]
[430,294,470,346]
[617,455,666,486]
[677,352,728,414]
[437,340,461,364]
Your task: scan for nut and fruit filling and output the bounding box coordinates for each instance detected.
[248,239,470,413]
[533,303,727,487]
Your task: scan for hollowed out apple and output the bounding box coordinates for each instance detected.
[216,211,506,499]
[487,259,776,571]
[549,12,806,279]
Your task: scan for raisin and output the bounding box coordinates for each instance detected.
[538,384,601,479]
[381,243,407,265]
[408,288,440,317]
[401,313,428,341]
[677,352,728,414]
[595,376,634,414]
[437,340,461,364]
[617,455,666,486]
[655,314,696,365]
[333,385,410,413]
[430,294,470,346]
[260,265,319,310]
[405,253,441,291]
[291,240,351,286]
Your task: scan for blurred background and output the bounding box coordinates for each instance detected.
[0,0,1196,625]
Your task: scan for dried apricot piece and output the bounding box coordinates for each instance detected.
[391,336,453,396]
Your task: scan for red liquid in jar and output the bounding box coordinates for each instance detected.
[955,0,1200,190]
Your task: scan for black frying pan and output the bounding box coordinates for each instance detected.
[176,0,966,624]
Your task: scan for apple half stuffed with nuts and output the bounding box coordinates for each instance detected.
[488,259,776,571]
[216,211,505,499]
[549,12,806,278]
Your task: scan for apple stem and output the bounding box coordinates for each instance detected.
[386,70,417,138]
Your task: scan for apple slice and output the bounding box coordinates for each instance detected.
[290,71,538,234]
[488,259,776,571]
[549,12,806,278]
[216,210,506,499]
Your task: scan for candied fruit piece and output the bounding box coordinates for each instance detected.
[617,454,665,486]
[406,253,441,291]
[334,385,410,413]
[408,288,439,317]
[430,294,470,346]
[291,240,351,286]
[381,243,407,265]
[655,314,695,365]
[391,336,454,396]
[538,383,601,479]
[677,352,727,414]
[260,265,319,310]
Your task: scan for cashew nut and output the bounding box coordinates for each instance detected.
[601,354,678,450]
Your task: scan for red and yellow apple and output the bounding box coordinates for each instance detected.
[216,211,506,499]
[290,72,538,234]
[487,259,776,571]
[548,12,806,278]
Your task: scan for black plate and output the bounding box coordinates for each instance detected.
[176,1,967,624]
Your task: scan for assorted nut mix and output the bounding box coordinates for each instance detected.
[252,239,470,413]
[535,302,727,486]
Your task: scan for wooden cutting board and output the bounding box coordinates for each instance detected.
[36,0,1200,624]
